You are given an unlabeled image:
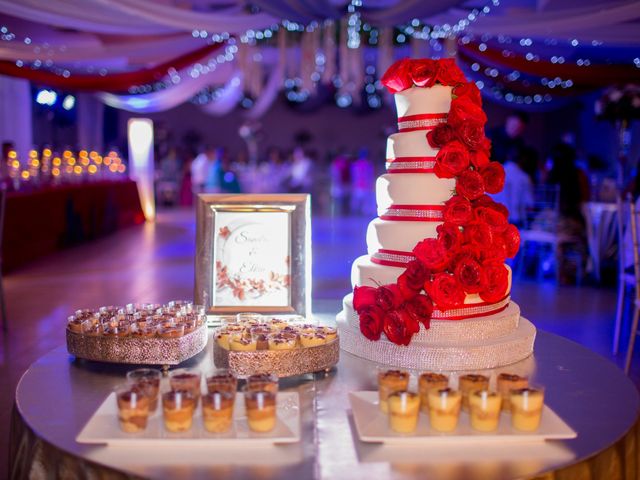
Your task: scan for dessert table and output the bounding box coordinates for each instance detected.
[10,301,640,480]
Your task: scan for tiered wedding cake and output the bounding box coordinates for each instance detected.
[336,58,536,371]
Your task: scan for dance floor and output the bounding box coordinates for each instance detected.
[0,208,634,477]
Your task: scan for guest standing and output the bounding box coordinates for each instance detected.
[191,145,216,194]
[350,148,375,216]
[493,147,535,228]
[288,147,312,193]
[488,112,529,165]
[330,151,351,215]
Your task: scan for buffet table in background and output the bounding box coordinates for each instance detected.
[9,301,640,480]
[2,180,144,272]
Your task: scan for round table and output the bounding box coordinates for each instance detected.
[10,308,640,480]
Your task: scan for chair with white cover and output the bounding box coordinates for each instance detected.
[613,195,633,354]
[624,197,640,374]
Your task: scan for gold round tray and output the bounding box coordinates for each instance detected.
[66,324,208,367]
[213,338,340,377]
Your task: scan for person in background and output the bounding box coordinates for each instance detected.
[488,112,529,165]
[547,143,590,223]
[179,150,194,206]
[493,147,535,228]
[204,147,224,193]
[350,148,375,216]
[288,146,312,193]
[191,144,216,195]
[219,152,241,193]
[330,150,351,215]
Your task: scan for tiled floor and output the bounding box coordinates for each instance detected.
[0,209,635,478]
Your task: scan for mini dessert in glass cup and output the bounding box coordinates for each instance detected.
[169,368,202,400]
[206,369,238,395]
[469,389,502,432]
[459,374,489,411]
[497,373,529,412]
[377,369,410,413]
[126,368,162,412]
[115,384,150,433]
[162,390,197,432]
[510,386,545,431]
[418,373,449,413]
[427,388,462,432]
[267,333,297,350]
[202,390,235,433]
[246,373,279,395]
[388,391,420,433]
[244,388,277,433]
[299,332,327,348]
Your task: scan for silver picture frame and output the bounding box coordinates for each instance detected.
[195,194,311,319]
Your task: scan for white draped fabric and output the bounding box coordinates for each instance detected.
[0,75,32,160]
[77,93,104,152]
[198,72,245,116]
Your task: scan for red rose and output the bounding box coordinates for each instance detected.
[443,196,473,226]
[426,273,465,310]
[376,284,403,310]
[353,285,377,313]
[434,140,470,178]
[480,236,507,264]
[405,294,433,329]
[453,82,482,106]
[479,137,492,155]
[457,170,485,200]
[448,96,488,128]
[480,162,506,194]
[427,124,456,149]
[453,256,485,294]
[470,150,490,169]
[383,310,419,346]
[474,196,510,219]
[381,58,413,93]
[455,244,483,263]
[359,306,384,341]
[456,121,485,150]
[413,238,450,272]
[503,224,521,258]
[464,221,493,248]
[399,259,429,291]
[480,261,509,303]
[410,59,437,87]
[437,222,463,251]
[474,206,508,233]
[435,58,467,86]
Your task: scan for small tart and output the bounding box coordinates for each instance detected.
[299,332,327,348]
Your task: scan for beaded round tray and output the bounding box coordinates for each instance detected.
[213,338,340,377]
[66,324,208,366]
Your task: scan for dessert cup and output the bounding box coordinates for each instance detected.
[126,368,162,412]
[202,391,235,433]
[418,373,449,413]
[206,369,238,395]
[469,390,502,432]
[459,374,489,411]
[319,326,338,341]
[236,312,263,326]
[67,315,84,334]
[497,373,529,412]
[115,385,150,433]
[162,390,196,432]
[510,387,545,431]
[244,389,277,433]
[388,391,420,433]
[158,324,184,339]
[427,388,462,432]
[216,330,231,350]
[246,374,279,395]
[377,369,410,414]
[229,335,257,351]
[169,369,202,400]
[299,332,327,348]
[267,333,297,351]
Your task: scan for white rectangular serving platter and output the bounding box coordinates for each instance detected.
[349,391,576,444]
[77,392,300,446]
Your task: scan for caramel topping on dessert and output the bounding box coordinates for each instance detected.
[461,374,488,383]
[498,373,525,382]
[420,372,448,382]
[381,370,409,380]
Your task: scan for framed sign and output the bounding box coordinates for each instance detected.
[195,194,311,317]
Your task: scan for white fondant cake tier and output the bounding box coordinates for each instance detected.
[366,218,440,254]
[394,84,452,118]
[386,130,439,160]
[342,294,520,344]
[351,255,513,303]
[376,173,455,213]
[336,311,536,371]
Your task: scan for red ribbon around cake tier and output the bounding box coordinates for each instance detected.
[397,113,447,133]
[431,295,511,320]
[371,249,416,267]
[386,156,436,173]
[379,204,444,222]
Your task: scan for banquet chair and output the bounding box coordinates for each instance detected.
[613,195,633,354]
[515,185,562,281]
[0,183,6,332]
[624,198,640,374]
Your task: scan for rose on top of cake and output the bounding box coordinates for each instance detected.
[353,58,520,346]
